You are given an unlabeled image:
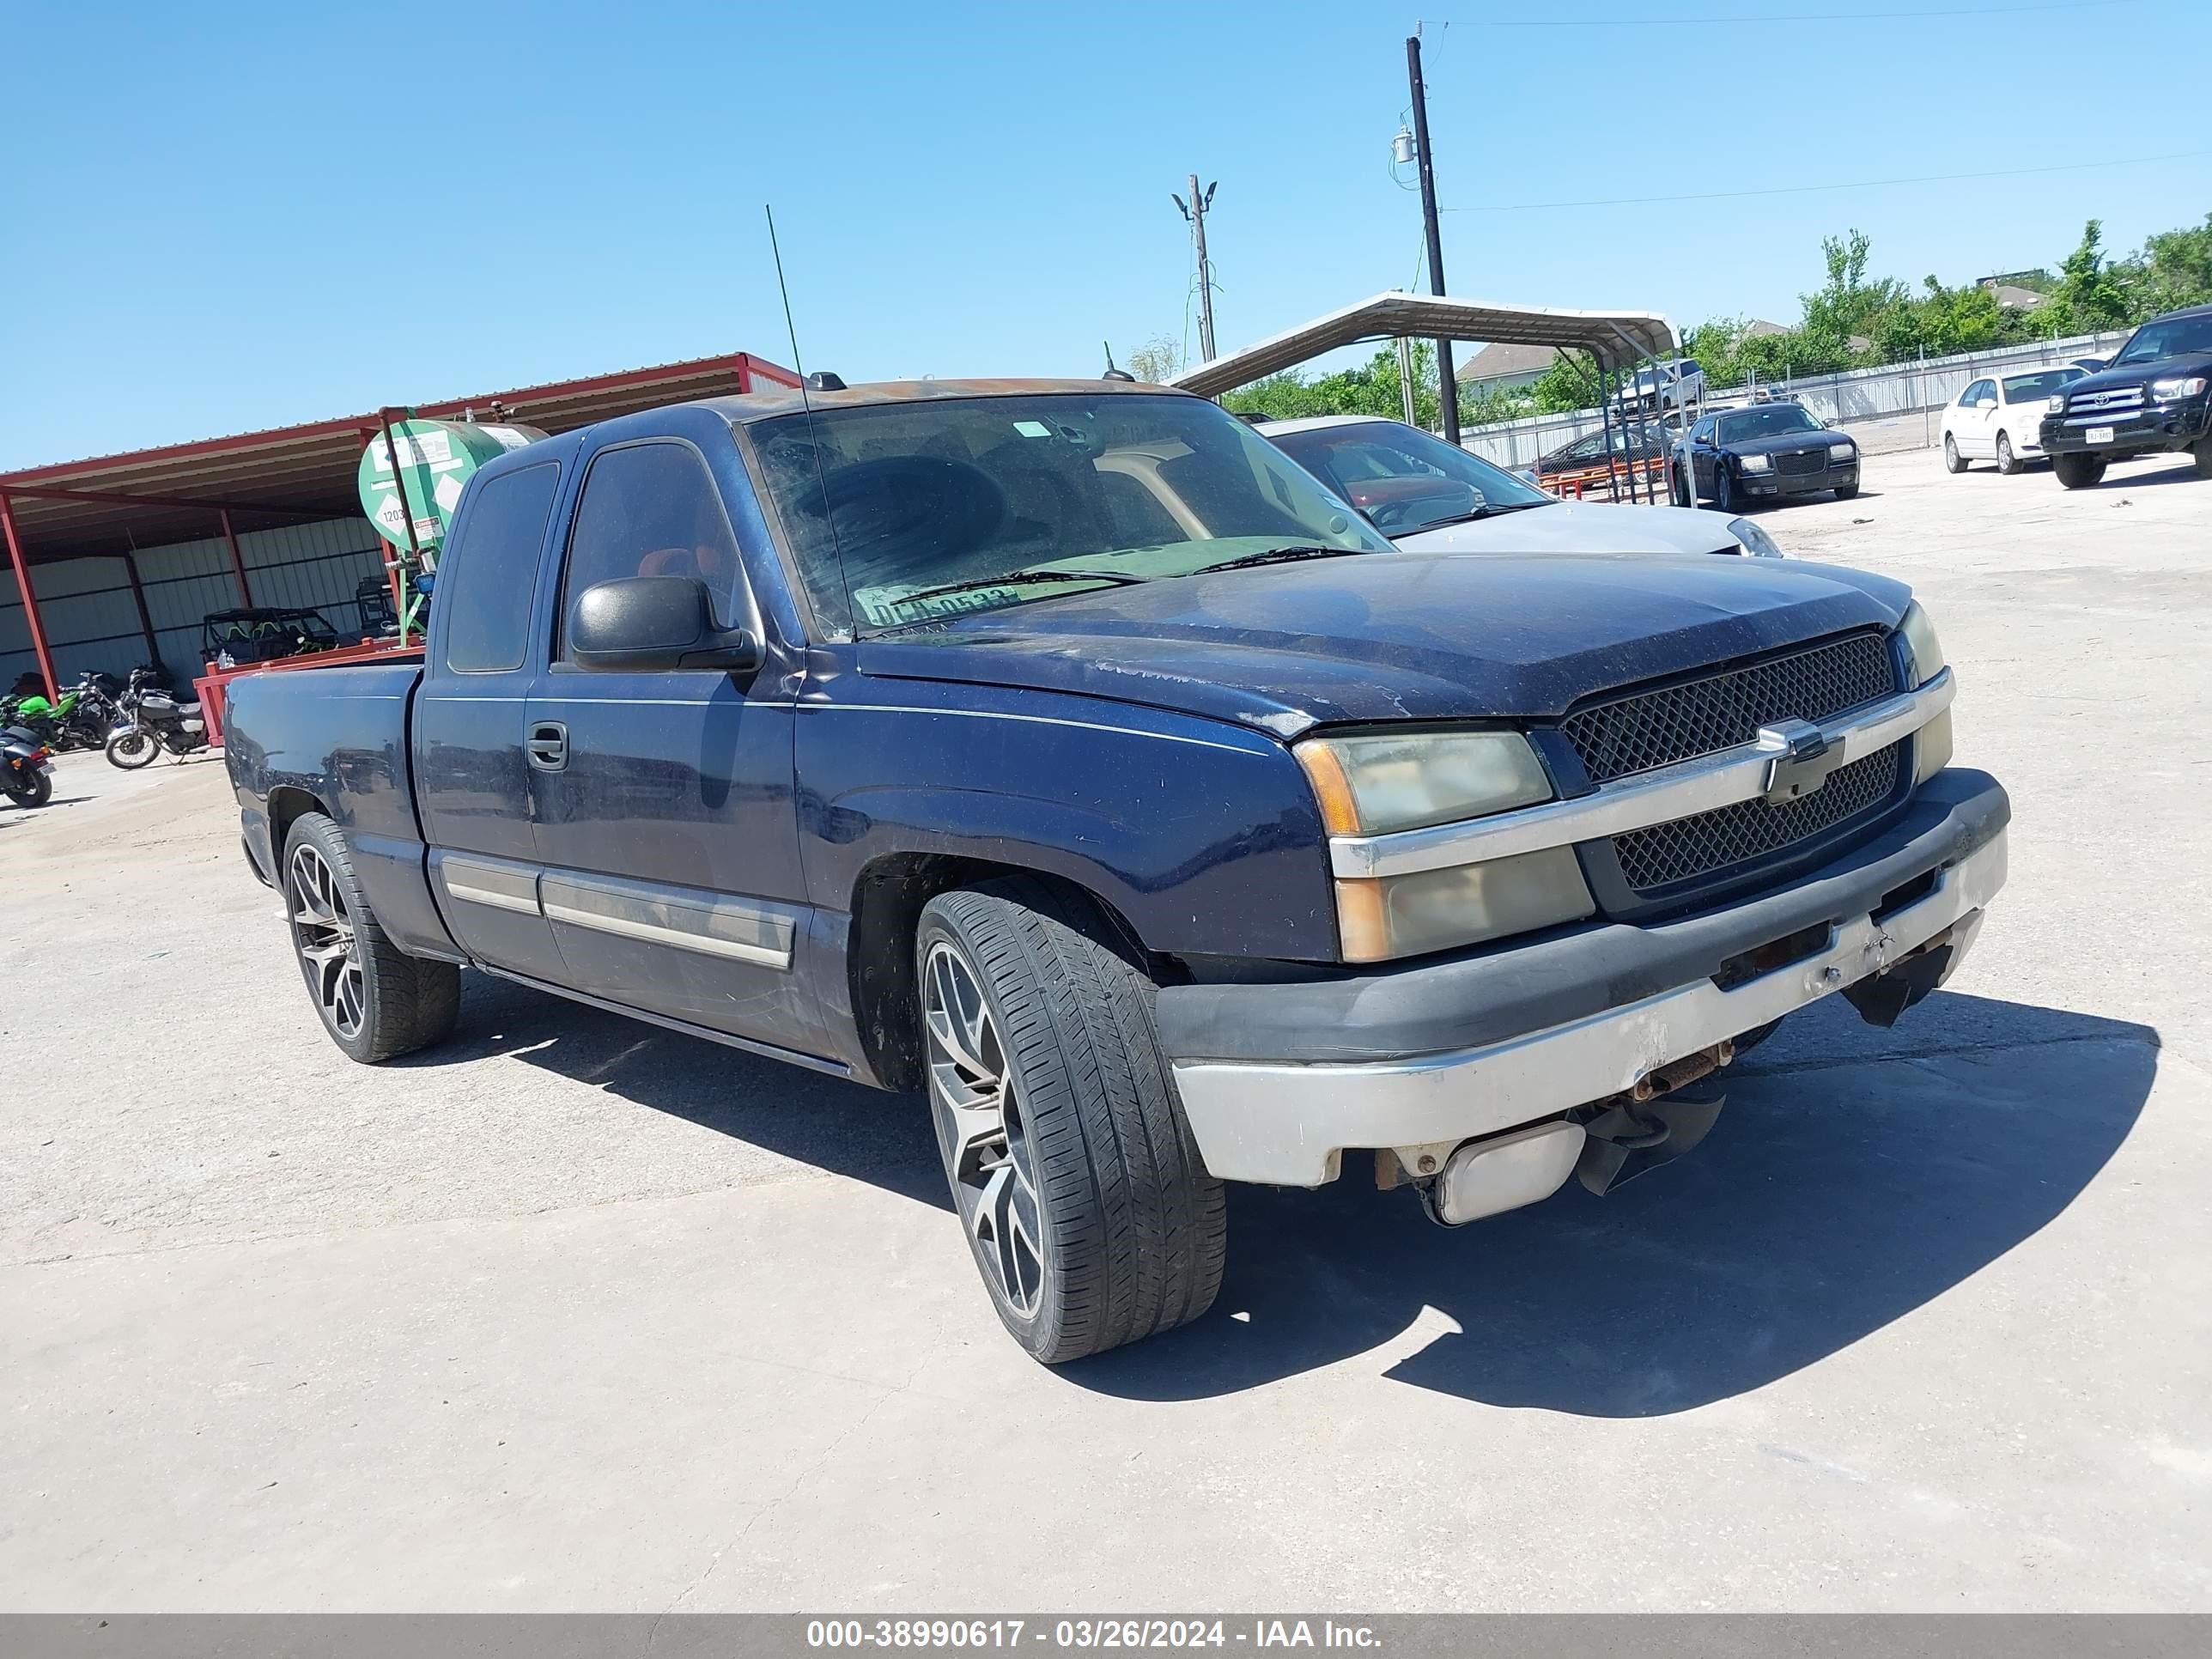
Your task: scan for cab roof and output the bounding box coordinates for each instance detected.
[702,377,1186,425]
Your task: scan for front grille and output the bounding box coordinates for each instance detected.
[1612,743,1906,892]
[1559,631,1899,784]
[2067,386,2143,416]
[1772,447,1826,476]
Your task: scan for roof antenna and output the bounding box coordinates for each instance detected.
[764,204,852,623]
[1102,340,1134,382]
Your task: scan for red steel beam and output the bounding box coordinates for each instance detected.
[0,489,61,699]
[219,508,254,607]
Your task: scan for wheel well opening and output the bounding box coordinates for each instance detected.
[266,786,327,861]
[847,854,1149,1094]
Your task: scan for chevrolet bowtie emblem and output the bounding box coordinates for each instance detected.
[1758,717,1844,803]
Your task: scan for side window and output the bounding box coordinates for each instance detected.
[440,461,561,675]
[1691,418,1716,444]
[557,441,747,662]
[1962,380,1992,406]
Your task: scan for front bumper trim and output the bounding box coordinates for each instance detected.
[1172,822,2006,1188]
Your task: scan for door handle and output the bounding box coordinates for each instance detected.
[526,720,568,772]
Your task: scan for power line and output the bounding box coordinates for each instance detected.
[1443,149,2212,211]
[1447,1,2132,24]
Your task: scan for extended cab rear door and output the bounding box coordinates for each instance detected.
[415,445,573,981]
[524,417,823,1059]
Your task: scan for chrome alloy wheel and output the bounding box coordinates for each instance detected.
[924,939,1044,1318]
[287,842,364,1038]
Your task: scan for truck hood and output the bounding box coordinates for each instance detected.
[2065,350,2212,396]
[1394,501,1747,557]
[1717,428,1852,459]
[854,550,1909,737]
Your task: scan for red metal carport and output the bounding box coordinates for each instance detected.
[0,349,799,699]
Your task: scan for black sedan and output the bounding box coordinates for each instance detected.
[1672,401,1860,512]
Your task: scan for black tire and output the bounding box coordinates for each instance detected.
[1715,467,1741,514]
[106,728,158,769]
[1995,432,2020,476]
[2193,441,2212,481]
[3,768,52,809]
[1942,434,1966,474]
[282,812,460,1063]
[2054,452,2106,489]
[1833,482,1859,501]
[1670,464,1692,507]
[916,878,1225,1364]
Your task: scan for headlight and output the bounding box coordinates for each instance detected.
[1333,848,1595,963]
[1828,442,1856,463]
[1898,599,1945,689]
[1296,730,1595,961]
[1738,453,1772,474]
[2046,394,2068,414]
[1727,516,1784,558]
[1295,730,1553,836]
[2151,375,2208,400]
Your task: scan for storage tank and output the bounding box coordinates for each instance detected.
[356,417,546,555]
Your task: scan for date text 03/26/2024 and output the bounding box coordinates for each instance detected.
[805,1620,1382,1650]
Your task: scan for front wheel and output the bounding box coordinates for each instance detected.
[106,727,158,769]
[2054,452,2107,489]
[1715,468,1741,514]
[917,879,1225,1364]
[3,768,52,808]
[1670,465,1692,507]
[2193,440,2212,481]
[1996,432,2020,475]
[1834,482,1860,501]
[283,812,459,1063]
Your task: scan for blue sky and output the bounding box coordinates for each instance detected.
[3,0,2206,470]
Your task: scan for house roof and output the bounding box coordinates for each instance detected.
[1745,319,1790,338]
[1987,284,2048,310]
[1455,341,1559,382]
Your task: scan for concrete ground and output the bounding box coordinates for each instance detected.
[3,445,2208,1613]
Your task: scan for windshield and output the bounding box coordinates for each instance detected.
[2002,368,2081,402]
[2113,313,2212,365]
[1716,405,1825,443]
[1267,420,1553,537]
[750,393,1394,632]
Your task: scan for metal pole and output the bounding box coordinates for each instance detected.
[1406,33,1461,447]
[218,509,254,607]
[122,552,159,665]
[1610,369,1627,506]
[1396,336,1419,426]
[378,409,428,647]
[0,489,59,699]
[1188,173,1218,365]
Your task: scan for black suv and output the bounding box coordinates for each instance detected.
[2039,304,2212,488]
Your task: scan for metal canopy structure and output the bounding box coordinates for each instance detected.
[1,350,798,697]
[1166,290,1677,398]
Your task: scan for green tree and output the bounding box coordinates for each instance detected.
[2045,220,2131,334]
[2130,213,2212,316]
[1529,349,1603,414]
[1798,229,1905,365]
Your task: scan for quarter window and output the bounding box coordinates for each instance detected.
[557,442,748,662]
[440,461,561,675]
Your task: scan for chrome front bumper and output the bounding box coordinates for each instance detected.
[1170,821,2006,1188]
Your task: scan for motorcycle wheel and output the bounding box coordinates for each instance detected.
[4,769,53,808]
[107,728,159,769]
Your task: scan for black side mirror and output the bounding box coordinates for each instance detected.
[568,576,763,674]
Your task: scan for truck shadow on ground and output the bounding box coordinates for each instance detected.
[419,979,2152,1416]
[1070,989,2154,1413]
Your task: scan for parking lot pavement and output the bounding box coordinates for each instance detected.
[3,444,2209,1613]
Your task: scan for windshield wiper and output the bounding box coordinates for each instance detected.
[1188,544,1362,576]
[893,568,1146,606]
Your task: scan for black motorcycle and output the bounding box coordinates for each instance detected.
[105,669,210,769]
[3,724,54,808]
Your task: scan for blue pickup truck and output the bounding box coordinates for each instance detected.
[227,377,2008,1363]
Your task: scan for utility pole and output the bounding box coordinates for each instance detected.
[1407,33,1460,445]
[1174,176,1218,363]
